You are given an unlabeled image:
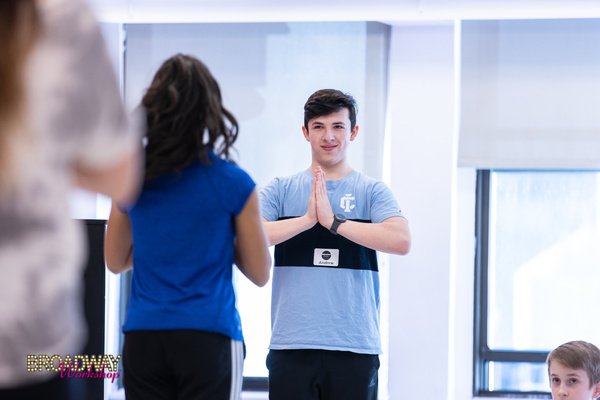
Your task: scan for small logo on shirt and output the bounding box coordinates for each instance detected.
[314,248,339,267]
[340,193,355,213]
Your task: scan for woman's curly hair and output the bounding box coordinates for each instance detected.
[142,54,238,181]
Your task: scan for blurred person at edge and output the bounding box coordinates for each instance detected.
[0,0,142,399]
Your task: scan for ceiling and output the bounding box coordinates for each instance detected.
[86,0,600,24]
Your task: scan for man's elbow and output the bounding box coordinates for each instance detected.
[384,218,411,255]
[393,236,411,256]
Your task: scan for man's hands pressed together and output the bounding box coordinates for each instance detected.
[311,166,335,230]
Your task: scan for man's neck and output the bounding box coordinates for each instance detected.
[308,162,353,180]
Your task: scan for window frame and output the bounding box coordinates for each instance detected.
[472,169,551,398]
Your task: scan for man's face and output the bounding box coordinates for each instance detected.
[549,361,600,400]
[302,108,358,169]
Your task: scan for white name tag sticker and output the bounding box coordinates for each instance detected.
[313,248,339,267]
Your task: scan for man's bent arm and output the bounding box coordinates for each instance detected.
[262,215,316,246]
[333,216,411,255]
[313,169,411,255]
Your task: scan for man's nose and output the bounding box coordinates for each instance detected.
[558,383,568,396]
[324,128,334,141]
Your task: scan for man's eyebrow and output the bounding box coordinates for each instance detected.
[550,373,585,377]
[309,120,347,126]
[312,121,346,125]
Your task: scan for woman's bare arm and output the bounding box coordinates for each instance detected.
[234,189,272,287]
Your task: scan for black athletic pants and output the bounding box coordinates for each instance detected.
[123,330,245,400]
[267,349,379,400]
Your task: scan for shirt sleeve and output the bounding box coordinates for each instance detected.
[369,181,406,223]
[259,178,281,222]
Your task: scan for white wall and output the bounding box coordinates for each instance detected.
[459,19,600,169]
[385,21,476,400]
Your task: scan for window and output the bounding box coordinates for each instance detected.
[473,170,600,397]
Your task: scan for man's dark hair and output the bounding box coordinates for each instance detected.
[303,89,358,131]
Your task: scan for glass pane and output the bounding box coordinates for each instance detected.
[487,171,600,351]
[489,361,549,392]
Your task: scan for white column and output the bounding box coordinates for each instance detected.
[385,21,461,400]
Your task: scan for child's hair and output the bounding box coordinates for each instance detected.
[0,0,39,187]
[141,54,238,181]
[547,340,600,387]
[303,89,358,132]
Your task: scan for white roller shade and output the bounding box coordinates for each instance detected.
[459,19,600,169]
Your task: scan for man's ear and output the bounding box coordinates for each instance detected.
[302,126,310,141]
[350,125,359,141]
[592,381,600,399]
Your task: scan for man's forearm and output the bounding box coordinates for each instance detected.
[334,216,411,255]
[263,215,316,246]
